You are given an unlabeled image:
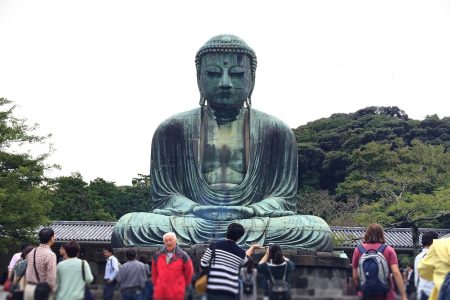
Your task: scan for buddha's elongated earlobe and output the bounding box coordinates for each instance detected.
[245,97,252,108]
[199,96,206,107]
[246,80,254,108]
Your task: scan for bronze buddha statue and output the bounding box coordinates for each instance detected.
[112,34,332,251]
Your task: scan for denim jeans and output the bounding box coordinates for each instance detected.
[419,290,429,300]
[143,281,153,300]
[121,289,144,300]
[103,281,116,300]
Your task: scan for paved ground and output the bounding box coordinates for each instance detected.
[0,286,8,300]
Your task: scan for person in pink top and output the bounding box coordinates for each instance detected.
[352,223,407,300]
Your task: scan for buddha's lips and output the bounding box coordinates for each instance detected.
[218,92,233,97]
[210,104,243,111]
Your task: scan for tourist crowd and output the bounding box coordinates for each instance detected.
[4,223,450,300]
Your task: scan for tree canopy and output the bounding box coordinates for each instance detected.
[0,98,53,252]
[294,106,450,192]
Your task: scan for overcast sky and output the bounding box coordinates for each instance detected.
[1,0,449,185]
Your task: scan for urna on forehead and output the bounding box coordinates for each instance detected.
[195,34,257,80]
[200,52,251,68]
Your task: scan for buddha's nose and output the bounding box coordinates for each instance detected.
[219,73,233,89]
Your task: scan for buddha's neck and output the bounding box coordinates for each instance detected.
[206,104,244,125]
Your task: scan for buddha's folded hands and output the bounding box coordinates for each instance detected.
[192,205,255,220]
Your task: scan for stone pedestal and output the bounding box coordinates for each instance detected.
[114,245,357,300]
[284,249,354,298]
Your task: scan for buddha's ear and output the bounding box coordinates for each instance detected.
[248,75,256,99]
[197,77,204,97]
[199,95,206,107]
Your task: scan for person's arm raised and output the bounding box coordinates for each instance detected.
[258,247,270,264]
[245,244,261,257]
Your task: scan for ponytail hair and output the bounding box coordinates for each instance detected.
[268,243,285,265]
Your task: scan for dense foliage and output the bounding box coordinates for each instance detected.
[294,106,450,191]
[48,173,151,221]
[294,106,450,233]
[0,98,53,252]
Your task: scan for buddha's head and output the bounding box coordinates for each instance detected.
[196,35,257,110]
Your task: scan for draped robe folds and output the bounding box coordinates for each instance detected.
[112,108,332,251]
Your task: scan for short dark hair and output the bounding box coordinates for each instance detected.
[139,255,149,264]
[363,223,386,244]
[126,248,137,260]
[226,223,245,242]
[103,246,113,254]
[38,228,55,244]
[20,242,30,251]
[64,241,81,258]
[421,231,439,247]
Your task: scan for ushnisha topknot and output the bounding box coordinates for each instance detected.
[195,34,257,81]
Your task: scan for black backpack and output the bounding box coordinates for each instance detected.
[242,269,254,295]
[267,263,290,300]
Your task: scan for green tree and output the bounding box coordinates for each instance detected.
[49,173,114,221]
[296,189,359,225]
[111,174,151,219]
[86,177,122,219]
[293,106,450,192]
[297,143,324,188]
[337,139,450,202]
[0,98,53,252]
[337,139,450,254]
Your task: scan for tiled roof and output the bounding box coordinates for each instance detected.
[49,221,450,248]
[442,233,450,239]
[331,226,450,249]
[51,221,115,243]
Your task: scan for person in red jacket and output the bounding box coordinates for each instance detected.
[152,232,194,300]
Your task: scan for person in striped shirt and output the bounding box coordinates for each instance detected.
[200,223,259,300]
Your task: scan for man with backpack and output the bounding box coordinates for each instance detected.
[352,223,407,300]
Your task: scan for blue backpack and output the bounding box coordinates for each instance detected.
[357,244,390,296]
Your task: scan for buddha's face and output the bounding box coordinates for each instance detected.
[199,53,253,109]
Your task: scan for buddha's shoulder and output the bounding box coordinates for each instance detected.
[251,109,292,130]
[156,108,200,129]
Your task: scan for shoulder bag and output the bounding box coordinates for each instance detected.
[81,260,94,300]
[193,242,215,294]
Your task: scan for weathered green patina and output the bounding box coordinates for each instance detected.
[112,35,332,251]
